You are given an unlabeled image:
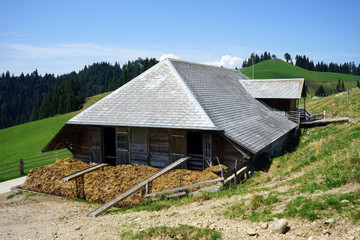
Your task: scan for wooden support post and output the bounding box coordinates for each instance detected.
[221,167,224,186]
[145,181,149,195]
[331,106,333,117]
[234,160,238,184]
[19,159,24,175]
[347,89,349,102]
[179,176,181,187]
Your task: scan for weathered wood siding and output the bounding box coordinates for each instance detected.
[170,129,187,168]
[130,128,148,165]
[149,128,170,168]
[116,127,129,165]
[74,126,91,163]
[70,126,248,169]
[212,133,246,167]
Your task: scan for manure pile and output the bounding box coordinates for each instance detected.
[22,158,220,207]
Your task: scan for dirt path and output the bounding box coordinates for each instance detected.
[1,189,359,240]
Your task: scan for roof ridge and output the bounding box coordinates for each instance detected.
[240,78,304,81]
[167,58,242,73]
[166,59,217,129]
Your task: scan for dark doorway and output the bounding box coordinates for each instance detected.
[103,127,116,165]
[187,132,203,154]
[187,131,204,170]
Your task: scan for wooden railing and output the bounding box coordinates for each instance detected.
[0,150,71,177]
[286,110,301,125]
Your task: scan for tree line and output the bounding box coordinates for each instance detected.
[241,51,277,68]
[294,55,360,75]
[0,57,158,129]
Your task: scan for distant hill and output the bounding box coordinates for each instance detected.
[240,59,360,96]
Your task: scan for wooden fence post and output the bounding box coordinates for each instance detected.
[347,89,349,102]
[179,176,181,187]
[19,159,24,175]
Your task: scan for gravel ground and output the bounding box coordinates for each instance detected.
[1,189,359,240]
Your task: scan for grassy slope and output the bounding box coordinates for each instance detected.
[240,59,360,96]
[0,91,111,181]
[221,89,360,222]
[303,88,360,118]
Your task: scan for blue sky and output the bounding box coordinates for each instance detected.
[1,0,360,75]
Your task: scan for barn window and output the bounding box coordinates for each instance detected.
[131,128,147,144]
[91,133,100,147]
[117,134,126,149]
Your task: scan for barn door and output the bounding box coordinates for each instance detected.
[203,133,212,168]
[89,128,102,164]
[116,131,129,165]
[171,130,186,168]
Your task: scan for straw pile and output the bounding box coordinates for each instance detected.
[22,158,220,207]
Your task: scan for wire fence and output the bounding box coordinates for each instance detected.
[0,150,71,177]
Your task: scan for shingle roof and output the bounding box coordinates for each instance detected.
[170,59,297,153]
[239,78,304,99]
[68,60,216,130]
[66,59,297,154]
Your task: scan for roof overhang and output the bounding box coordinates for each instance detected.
[41,124,80,152]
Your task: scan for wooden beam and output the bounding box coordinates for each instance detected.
[60,163,108,181]
[224,166,247,184]
[62,142,75,155]
[152,191,186,201]
[145,177,224,198]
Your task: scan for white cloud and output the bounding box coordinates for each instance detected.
[7,42,158,60]
[159,53,179,62]
[204,55,244,69]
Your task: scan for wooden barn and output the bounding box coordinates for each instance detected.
[42,59,302,170]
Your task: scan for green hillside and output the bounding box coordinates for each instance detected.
[0,92,110,182]
[240,59,360,96]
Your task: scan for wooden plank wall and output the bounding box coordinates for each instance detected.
[212,133,245,167]
[130,143,148,165]
[74,126,91,163]
[149,128,170,168]
[70,126,247,169]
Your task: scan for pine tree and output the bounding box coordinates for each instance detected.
[341,81,346,92]
[336,79,341,92]
[315,85,326,96]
